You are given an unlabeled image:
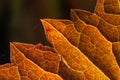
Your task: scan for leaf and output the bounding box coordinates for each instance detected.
[42,19,120,80]
[41,20,110,80]
[43,19,80,47]
[71,9,120,42]
[0,65,21,80]
[12,42,61,74]
[112,42,120,66]
[71,12,120,80]
[95,0,120,25]
[10,43,63,80]
[1,0,120,79]
[71,9,100,27]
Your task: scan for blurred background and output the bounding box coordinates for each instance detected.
[0,0,97,64]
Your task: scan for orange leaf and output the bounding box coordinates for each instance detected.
[41,20,110,80]
[12,42,61,74]
[71,9,120,42]
[10,43,63,80]
[42,19,120,80]
[71,10,120,79]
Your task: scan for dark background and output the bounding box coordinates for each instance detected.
[0,0,97,64]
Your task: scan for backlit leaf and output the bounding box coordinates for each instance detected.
[10,43,63,80]
[12,42,61,73]
[41,20,110,80]
[71,9,120,42]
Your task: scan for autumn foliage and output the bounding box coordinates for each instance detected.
[1,0,120,80]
